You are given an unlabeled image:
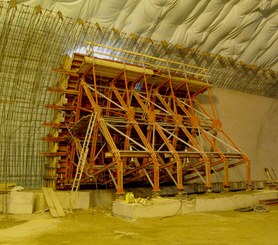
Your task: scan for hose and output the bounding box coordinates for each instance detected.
[253,204,270,213]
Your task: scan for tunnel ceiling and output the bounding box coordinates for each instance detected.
[15,0,278,71]
[2,0,278,98]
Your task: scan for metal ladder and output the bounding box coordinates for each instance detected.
[71,113,96,192]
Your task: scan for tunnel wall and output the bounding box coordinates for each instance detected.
[197,88,278,181]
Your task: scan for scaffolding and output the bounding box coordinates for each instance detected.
[43,43,251,193]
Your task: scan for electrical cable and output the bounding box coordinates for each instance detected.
[234,206,253,212]
[253,204,270,213]
[160,192,196,220]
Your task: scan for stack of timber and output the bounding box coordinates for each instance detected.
[42,187,65,217]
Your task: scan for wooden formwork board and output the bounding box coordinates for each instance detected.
[42,187,65,217]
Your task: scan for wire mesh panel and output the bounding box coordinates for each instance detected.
[0,3,88,189]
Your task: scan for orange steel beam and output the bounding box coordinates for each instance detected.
[82,80,125,194]
[155,78,170,91]
[123,69,131,107]
[123,124,132,171]
[131,73,144,88]
[156,125,183,190]
[199,127,230,188]
[89,122,99,171]
[111,85,161,192]
[143,74,151,108]
[169,79,177,113]
[91,64,99,105]
[192,86,209,98]
[174,81,187,91]
[184,159,248,183]
[155,92,212,189]
[192,99,213,120]
[218,128,251,187]
[136,89,214,189]
[133,91,183,190]
[184,80,194,115]
[75,80,83,122]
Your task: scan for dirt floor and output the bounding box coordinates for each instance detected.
[0,206,278,245]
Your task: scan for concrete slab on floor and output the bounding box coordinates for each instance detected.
[112,190,278,220]
[0,191,91,214]
[8,191,35,214]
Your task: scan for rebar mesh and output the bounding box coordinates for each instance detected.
[0,2,276,189]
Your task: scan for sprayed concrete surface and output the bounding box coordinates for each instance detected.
[0,205,278,245]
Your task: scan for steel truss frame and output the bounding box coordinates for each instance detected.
[43,43,250,194]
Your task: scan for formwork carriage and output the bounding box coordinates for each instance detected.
[43,43,250,194]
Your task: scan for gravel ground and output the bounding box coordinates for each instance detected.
[0,206,278,245]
